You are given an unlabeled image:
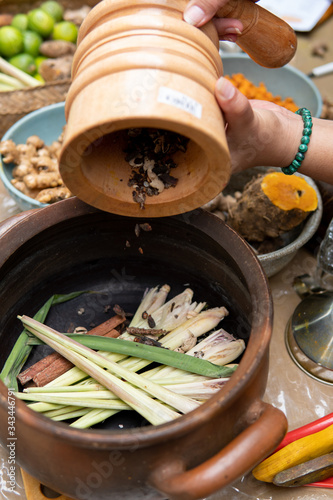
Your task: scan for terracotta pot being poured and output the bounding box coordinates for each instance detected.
[59,0,297,218]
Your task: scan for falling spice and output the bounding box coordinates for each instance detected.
[124,128,189,208]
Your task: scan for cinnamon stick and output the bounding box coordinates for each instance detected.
[17,315,125,387]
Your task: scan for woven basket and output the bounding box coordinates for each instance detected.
[0,80,71,137]
[0,0,98,138]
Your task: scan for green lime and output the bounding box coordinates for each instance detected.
[22,30,43,57]
[9,53,37,75]
[41,1,64,22]
[33,73,45,83]
[35,55,47,70]
[52,21,78,43]
[11,14,28,31]
[0,26,24,58]
[27,8,55,38]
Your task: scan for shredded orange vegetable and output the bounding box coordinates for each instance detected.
[225,73,298,112]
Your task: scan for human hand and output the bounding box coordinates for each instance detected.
[214,77,302,173]
[184,0,259,41]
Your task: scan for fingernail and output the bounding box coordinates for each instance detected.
[216,77,236,100]
[223,35,238,43]
[183,5,205,25]
[224,27,242,35]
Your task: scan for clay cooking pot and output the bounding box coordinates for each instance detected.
[0,198,287,500]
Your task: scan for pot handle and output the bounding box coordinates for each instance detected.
[150,402,287,500]
[217,0,297,68]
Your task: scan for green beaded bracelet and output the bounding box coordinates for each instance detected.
[282,107,313,175]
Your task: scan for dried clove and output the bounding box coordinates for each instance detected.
[125,128,189,208]
[147,315,156,328]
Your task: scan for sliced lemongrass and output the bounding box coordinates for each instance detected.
[161,307,229,348]
[165,378,229,399]
[20,316,197,418]
[186,328,245,365]
[145,288,195,330]
[19,317,180,425]
[129,285,169,327]
[120,307,229,373]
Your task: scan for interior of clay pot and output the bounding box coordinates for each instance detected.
[0,200,267,430]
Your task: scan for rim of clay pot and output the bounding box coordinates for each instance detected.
[0,198,272,449]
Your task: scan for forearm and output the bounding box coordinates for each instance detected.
[247,112,333,184]
[296,118,333,184]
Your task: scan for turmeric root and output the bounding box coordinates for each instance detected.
[227,172,318,242]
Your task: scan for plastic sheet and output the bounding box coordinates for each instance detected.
[0,180,332,500]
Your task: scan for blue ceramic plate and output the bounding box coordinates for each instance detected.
[0,102,66,211]
[222,53,322,118]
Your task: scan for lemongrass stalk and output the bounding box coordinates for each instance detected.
[20,316,200,415]
[0,72,25,89]
[23,391,122,400]
[27,402,67,412]
[71,409,119,429]
[0,83,17,91]
[19,320,180,425]
[0,56,42,87]
[24,384,103,393]
[45,408,89,421]
[43,405,85,418]
[16,393,131,410]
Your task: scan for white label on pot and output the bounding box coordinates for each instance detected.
[158,87,202,119]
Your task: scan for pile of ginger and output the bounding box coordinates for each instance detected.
[0,132,71,204]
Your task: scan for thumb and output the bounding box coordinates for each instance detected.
[215,77,255,129]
